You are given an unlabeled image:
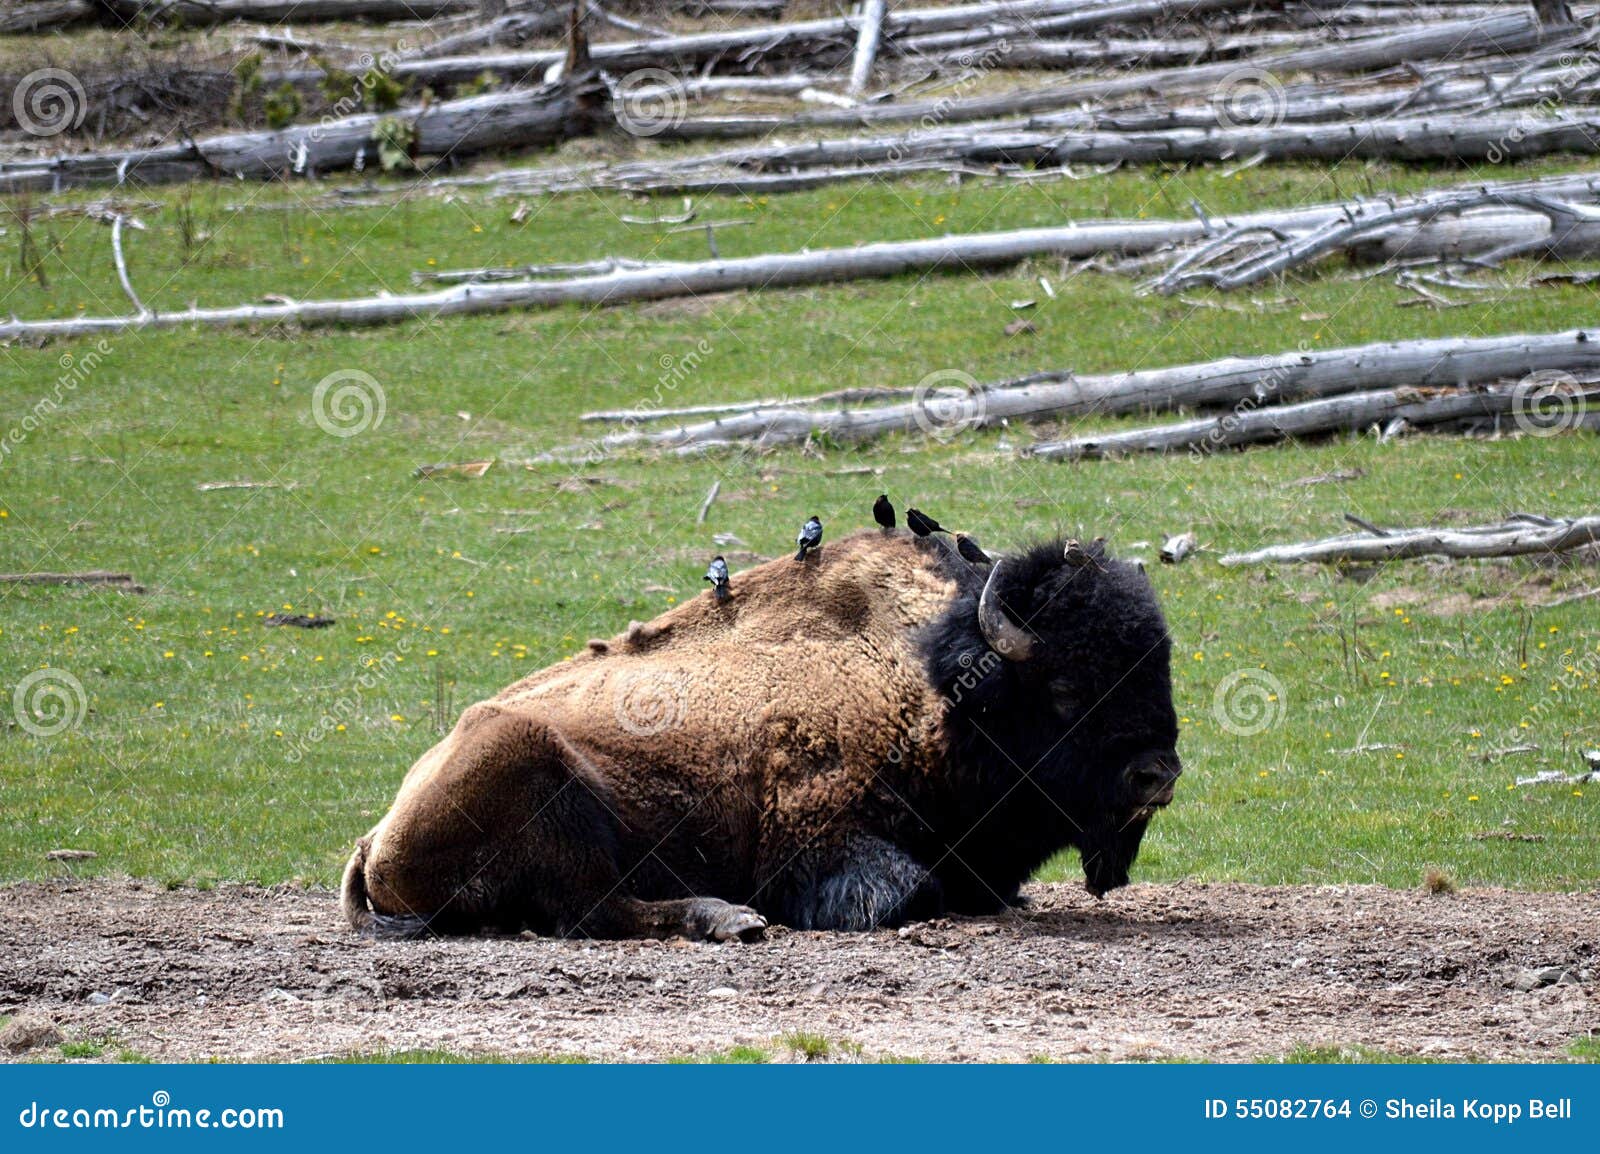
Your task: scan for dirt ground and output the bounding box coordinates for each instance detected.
[1,878,1594,1063]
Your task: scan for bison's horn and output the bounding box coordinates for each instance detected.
[977,560,1035,662]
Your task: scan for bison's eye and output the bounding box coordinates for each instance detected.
[1047,676,1078,719]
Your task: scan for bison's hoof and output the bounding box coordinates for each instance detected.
[689,899,767,943]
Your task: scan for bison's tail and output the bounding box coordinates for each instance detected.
[340,836,430,940]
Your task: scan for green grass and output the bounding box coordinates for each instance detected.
[780,1032,834,1062]
[57,1040,105,1059]
[1,155,1597,893]
[1271,1044,1450,1065]
[668,1045,772,1064]
[1568,1036,1600,1063]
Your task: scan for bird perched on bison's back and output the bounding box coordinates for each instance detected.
[906,508,946,537]
[956,533,991,565]
[795,516,823,562]
[873,494,896,530]
[704,556,730,601]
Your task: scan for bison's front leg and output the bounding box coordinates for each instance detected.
[617,897,767,943]
[763,832,944,931]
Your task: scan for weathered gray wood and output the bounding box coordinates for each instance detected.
[1025,385,1558,459]
[849,0,888,95]
[0,0,95,33]
[0,217,1247,337]
[667,10,1559,138]
[417,7,569,57]
[350,0,1266,86]
[586,329,1600,452]
[0,81,600,191]
[1160,533,1197,563]
[92,0,479,24]
[961,31,1309,70]
[1220,515,1600,566]
[1152,190,1600,292]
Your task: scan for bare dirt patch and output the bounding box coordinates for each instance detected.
[1,879,1594,1063]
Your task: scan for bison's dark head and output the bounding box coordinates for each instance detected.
[931,537,1180,898]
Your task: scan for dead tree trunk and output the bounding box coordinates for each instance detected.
[1024,385,1566,459]
[581,329,1600,453]
[1220,515,1600,566]
[849,0,888,95]
[0,0,96,33]
[1150,190,1600,292]
[0,80,602,190]
[88,0,480,24]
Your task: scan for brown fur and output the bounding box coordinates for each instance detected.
[346,532,962,940]
[343,528,1180,939]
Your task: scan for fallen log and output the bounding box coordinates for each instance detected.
[579,328,1600,453]
[0,217,1243,337]
[0,570,145,592]
[0,79,603,190]
[0,0,96,33]
[1025,383,1598,459]
[12,175,1600,337]
[85,0,480,24]
[338,0,1268,86]
[665,10,1564,138]
[657,113,1600,186]
[1020,112,1600,168]
[416,8,570,57]
[1219,515,1600,566]
[961,30,1310,70]
[1149,190,1600,293]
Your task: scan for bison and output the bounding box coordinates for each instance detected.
[341,530,1181,941]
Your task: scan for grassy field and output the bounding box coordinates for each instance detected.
[1,155,1597,894]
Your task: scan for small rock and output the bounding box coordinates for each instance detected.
[0,1015,64,1054]
[706,986,738,998]
[85,991,112,1006]
[1513,965,1568,992]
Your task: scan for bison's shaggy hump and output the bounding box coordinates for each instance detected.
[343,530,1180,940]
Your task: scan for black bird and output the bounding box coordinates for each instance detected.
[905,507,947,537]
[794,515,823,562]
[704,555,730,601]
[872,493,896,530]
[956,533,991,565]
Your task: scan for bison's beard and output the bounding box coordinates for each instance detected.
[1079,816,1151,898]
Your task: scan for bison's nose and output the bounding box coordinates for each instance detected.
[1127,753,1181,808]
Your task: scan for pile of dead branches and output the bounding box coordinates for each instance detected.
[7,0,1600,190]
